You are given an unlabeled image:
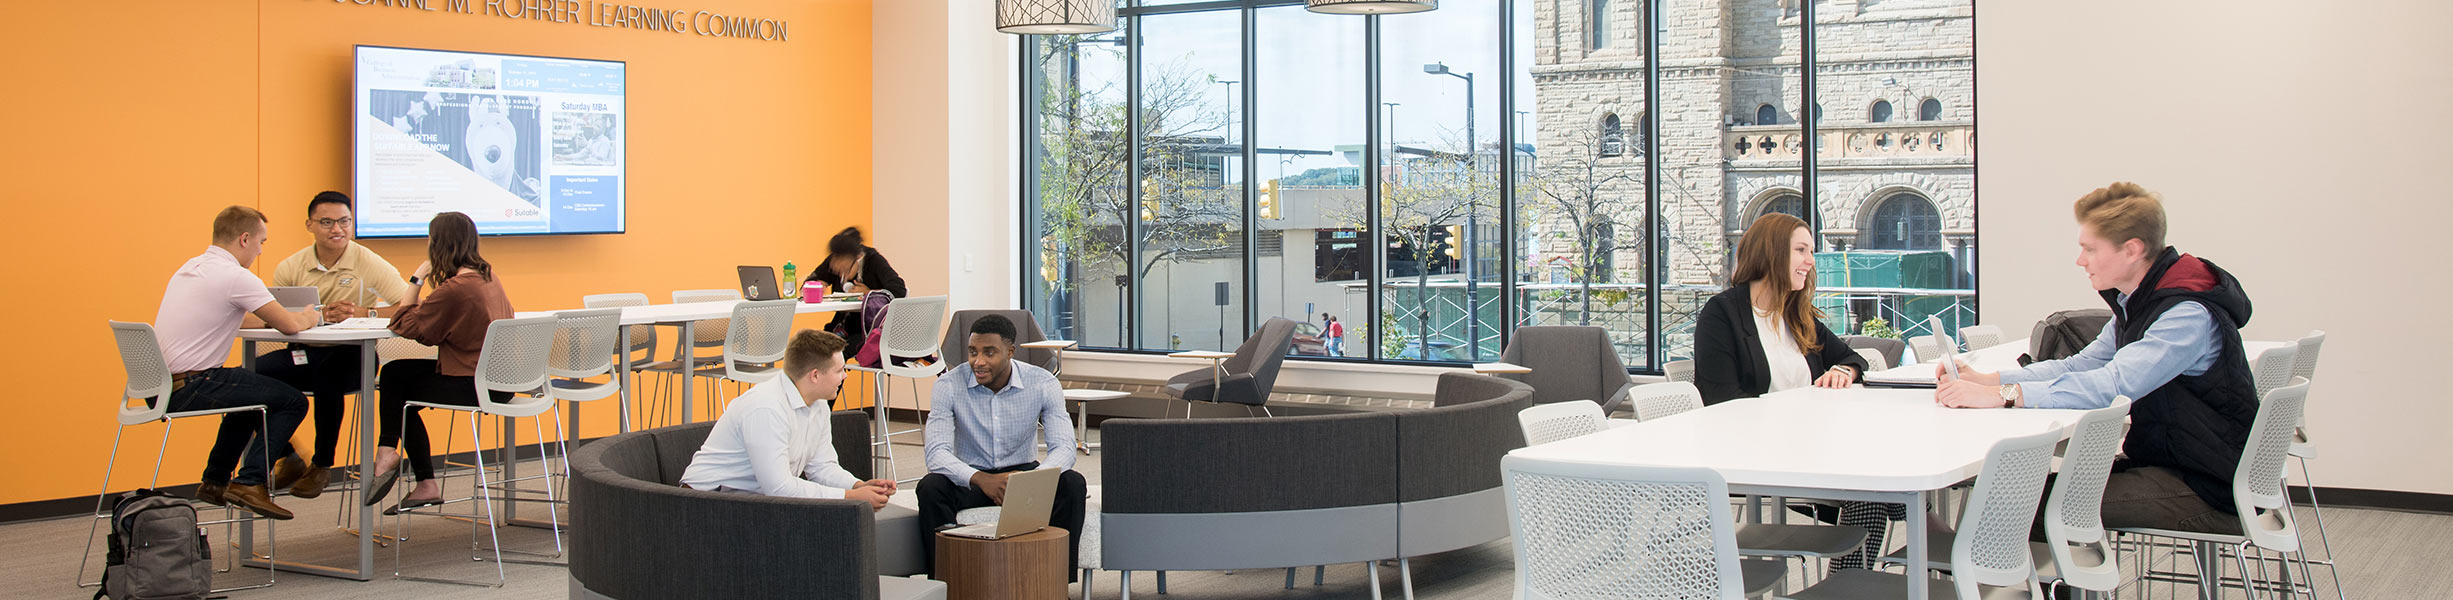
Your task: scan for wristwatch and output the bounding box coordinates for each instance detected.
[1998,384,2023,408]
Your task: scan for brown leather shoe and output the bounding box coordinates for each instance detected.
[288,464,330,499]
[269,456,308,492]
[220,484,295,520]
[193,481,229,507]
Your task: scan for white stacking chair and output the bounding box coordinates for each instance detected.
[1516,400,1607,446]
[547,307,625,435]
[2286,331,2344,599]
[686,299,796,401]
[636,289,740,425]
[2249,344,2298,401]
[1881,399,2134,597]
[2111,378,2315,600]
[581,293,659,427]
[1502,456,1787,599]
[81,322,278,593]
[1783,425,2064,599]
[1663,358,1697,383]
[389,316,562,588]
[1631,381,1705,422]
[1959,325,2006,351]
[1907,335,1943,365]
[1854,347,1889,372]
[848,295,950,481]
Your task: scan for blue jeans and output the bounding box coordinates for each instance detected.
[165,368,309,486]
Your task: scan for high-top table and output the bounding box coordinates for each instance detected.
[234,326,394,581]
[1510,386,2090,599]
[517,299,860,431]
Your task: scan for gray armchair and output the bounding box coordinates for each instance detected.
[937,309,1057,373]
[1496,326,1637,414]
[1163,317,1298,416]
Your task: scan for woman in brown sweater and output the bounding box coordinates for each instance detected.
[364,212,514,512]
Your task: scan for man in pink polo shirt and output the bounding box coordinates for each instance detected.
[152,206,320,519]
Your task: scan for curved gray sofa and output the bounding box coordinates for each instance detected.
[568,411,940,600]
[1099,372,1531,597]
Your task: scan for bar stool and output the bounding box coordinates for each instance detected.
[848,295,948,480]
[388,316,561,587]
[82,322,278,593]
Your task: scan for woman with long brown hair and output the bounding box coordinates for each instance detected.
[363,212,516,513]
[1693,212,1867,404]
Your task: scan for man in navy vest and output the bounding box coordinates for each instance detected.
[1936,182,2257,536]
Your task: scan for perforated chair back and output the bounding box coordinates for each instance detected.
[722,300,798,381]
[583,292,657,359]
[108,321,173,425]
[1662,359,1695,383]
[1948,425,2063,599]
[1502,456,1748,600]
[2291,331,2325,382]
[2236,378,2311,553]
[472,316,560,418]
[878,296,951,369]
[1960,325,2005,351]
[1907,335,1941,365]
[1854,347,1888,372]
[1515,400,1607,446]
[2042,399,2133,592]
[672,289,740,346]
[2249,345,2299,401]
[1630,381,1704,422]
[548,308,623,379]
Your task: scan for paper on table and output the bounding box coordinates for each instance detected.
[323,317,392,329]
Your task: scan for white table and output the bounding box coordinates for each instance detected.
[1510,386,2088,600]
[1472,362,1533,374]
[518,299,859,430]
[1864,337,2288,386]
[235,326,393,581]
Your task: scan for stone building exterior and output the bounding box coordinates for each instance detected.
[1527,0,1975,290]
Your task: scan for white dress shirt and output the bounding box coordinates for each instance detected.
[925,361,1076,487]
[678,375,863,498]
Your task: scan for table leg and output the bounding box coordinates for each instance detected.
[679,321,696,424]
[616,326,634,433]
[1906,490,1929,600]
[242,339,380,580]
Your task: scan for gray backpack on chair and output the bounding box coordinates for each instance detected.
[2026,308,2115,364]
[98,489,210,600]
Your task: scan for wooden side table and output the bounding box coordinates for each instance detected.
[935,527,1071,600]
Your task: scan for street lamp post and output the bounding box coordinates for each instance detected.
[1425,62,1478,360]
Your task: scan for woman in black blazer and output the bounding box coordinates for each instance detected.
[1692,213,1867,406]
[1691,213,1897,573]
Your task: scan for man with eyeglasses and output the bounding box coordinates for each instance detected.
[250,191,411,498]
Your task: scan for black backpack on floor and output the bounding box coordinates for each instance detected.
[96,488,211,600]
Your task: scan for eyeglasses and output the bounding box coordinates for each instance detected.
[310,217,355,229]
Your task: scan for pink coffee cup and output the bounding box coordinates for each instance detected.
[803,281,828,303]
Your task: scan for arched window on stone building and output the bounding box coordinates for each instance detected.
[1598,113,1624,157]
[1755,104,1778,126]
[1870,100,1894,123]
[1757,193,1808,223]
[1863,192,1942,250]
[1918,98,1942,121]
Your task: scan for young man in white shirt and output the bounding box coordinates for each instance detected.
[153,206,322,519]
[680,329,896,508]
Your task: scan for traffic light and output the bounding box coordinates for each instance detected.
[1140,178,1161,221]
[1442,225,1463,260]
[1258,180,1280,219]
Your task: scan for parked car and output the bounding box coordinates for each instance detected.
[1290,322,1329,356]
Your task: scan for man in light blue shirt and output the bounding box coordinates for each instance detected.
[1936,182,2259,536]
[917,314,1086,578]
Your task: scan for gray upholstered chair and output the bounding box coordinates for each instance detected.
[937,309,1058,373]
[1162,317,1298,417]
[1395,373,1534,599]
[568,414,940,600]
[1494,326,1636,414]
[1843,335,1907,371]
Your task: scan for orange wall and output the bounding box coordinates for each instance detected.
[0,1,872,506]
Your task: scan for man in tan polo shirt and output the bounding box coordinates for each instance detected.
[250,191,410,498]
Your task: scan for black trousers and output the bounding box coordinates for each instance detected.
[917,464,1087,580]
[375,359,510,481]
[254,344,368,467]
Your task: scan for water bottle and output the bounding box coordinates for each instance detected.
[781,260,798,298]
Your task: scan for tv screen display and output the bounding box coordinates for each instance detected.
[353,45,625,237]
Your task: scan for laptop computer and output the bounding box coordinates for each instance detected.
[268,286,320,310]
[939,469,1061,540]
[736,266,782,301]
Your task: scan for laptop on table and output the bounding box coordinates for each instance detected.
[939,468,1061,540]
[737,266,783,301]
